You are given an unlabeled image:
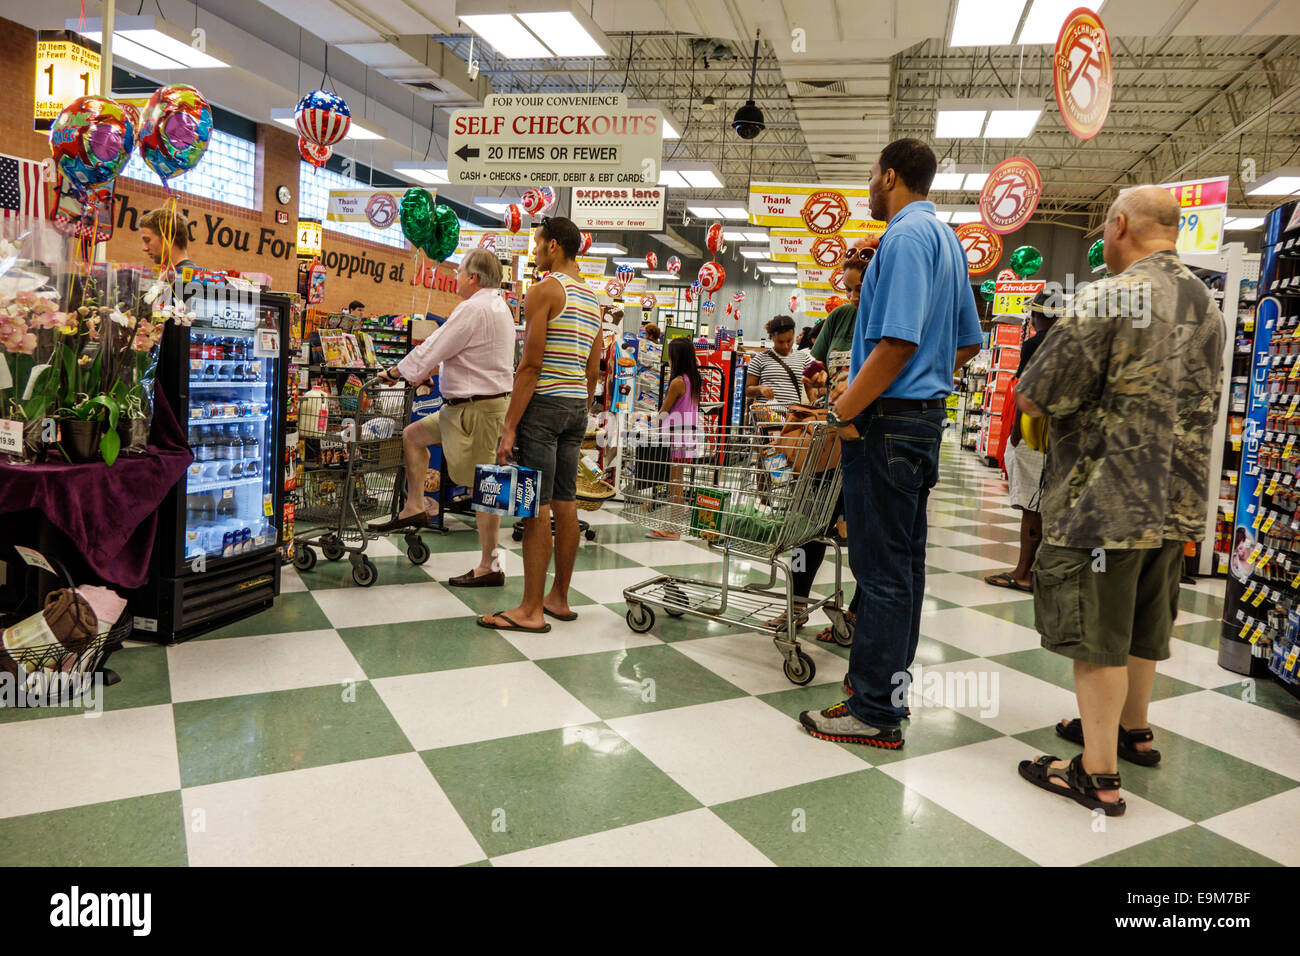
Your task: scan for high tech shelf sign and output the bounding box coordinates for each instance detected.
[447,93,664,188]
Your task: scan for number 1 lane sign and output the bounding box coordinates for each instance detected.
[447,93,664,188]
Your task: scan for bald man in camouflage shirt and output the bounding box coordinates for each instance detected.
[1014,185,1225,817]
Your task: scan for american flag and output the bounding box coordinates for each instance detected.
[732,291,745,303]
[0,154,47,220]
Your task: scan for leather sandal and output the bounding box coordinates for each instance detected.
[1018,753,1126,816]
[1055,718,1161,766]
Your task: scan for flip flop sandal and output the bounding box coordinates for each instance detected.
[1018,753,1126,816]
[983,572,1033,593]
[815,612,856,643]
[476,611,551,633]
[544,608,579,621]
[1056,718,1162,766]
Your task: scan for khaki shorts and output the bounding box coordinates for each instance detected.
[413,396,507,488]
[1032,541,1184,666]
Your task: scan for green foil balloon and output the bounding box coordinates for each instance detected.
[980,279,995,301]
[1009,245,1043,278]
[423,204,460,262]
[1088,238,1106,273]
[400,187,435,250]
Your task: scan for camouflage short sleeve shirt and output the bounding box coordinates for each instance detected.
[1015,250,1226,550]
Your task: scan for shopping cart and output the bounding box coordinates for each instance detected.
[292,378,419,586]
[619,415,848,685]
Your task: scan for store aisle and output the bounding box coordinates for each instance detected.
[3,434,1298,867]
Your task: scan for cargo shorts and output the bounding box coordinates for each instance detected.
[1032,541,1185,666]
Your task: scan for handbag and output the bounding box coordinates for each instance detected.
[773,404,841,474]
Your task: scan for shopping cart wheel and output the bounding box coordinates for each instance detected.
[406,538,430,565]
[626,604,655,633]
[782,650,816,686]
[352,558,378,587]
[825,608,853,647]
[663,585,687,617]
[322,537,346,561]
[293,545,317,572]
[584,529,597,542]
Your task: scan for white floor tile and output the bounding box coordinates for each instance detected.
[1155,639,1239,689]
[920,607,1043,657]
[419,546,522,582]
[183,753,483,866]
[1148,690,1300,782]
[167,630,366,703]
[926,529,1001,548]
[279,568,308,593]
[607,697,867,805]
[371,661,599,750]
[0,705,180,818]
[1200,788,1300,866]
[500,604,661,660]
[603,539,714,566]
[909,657,1077,735]
[926,572,1035,606]
[1172,611,1216,626]
[358,536,405,559]
[491,808,772,867]
[925,547,1013,574]
[1185,578,1228,598]
[925,512,983,529]
[571,567,671,603]
[878,737,1190,866]
[312,581,473,629]
[672,631,845,695]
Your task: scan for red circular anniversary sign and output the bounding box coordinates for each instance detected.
[954,222,1003,275]
[810,234,847,267]
[1054,8,1113,142]
[979,157,1042,235]
[801,190,850,235]
[830,268,847,293]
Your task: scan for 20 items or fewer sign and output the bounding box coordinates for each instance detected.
[34,31,101,131]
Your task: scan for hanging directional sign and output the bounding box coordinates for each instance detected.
[447,92,665,188]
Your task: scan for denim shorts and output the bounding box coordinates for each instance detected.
[515,395,588,505]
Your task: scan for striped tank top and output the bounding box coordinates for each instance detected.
[536,272,602,399]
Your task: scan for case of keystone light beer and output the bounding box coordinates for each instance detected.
[472,464,542,517]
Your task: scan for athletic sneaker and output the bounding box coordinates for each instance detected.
[841,674,911,718]
[798,701,903,749]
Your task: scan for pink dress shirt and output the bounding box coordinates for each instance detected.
[396,288,515,399]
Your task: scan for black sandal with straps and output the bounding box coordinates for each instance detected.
[1055,718,1162,766]
[1018,754,1127,816]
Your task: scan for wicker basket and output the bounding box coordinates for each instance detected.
[576,470,616,513]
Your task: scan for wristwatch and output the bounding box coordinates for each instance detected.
[827,407,843,428]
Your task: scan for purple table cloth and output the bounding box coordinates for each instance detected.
[0,384,193,588]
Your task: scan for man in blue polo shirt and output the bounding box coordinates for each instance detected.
[800,138,984,749]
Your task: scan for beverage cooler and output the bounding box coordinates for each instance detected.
[129,288,290,643]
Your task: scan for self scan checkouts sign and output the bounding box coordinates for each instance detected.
[447,93,665,187]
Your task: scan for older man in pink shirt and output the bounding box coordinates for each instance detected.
[373,248,515,587]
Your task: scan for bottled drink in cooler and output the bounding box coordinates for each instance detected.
[194,425,215,462]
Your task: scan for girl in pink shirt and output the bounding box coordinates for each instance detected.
[649,338,703,540]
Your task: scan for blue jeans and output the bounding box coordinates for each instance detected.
[841,407,946,729]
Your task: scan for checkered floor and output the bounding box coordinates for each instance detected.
[3,432,1299,867]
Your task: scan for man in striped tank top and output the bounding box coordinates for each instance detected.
[478,216,603,634]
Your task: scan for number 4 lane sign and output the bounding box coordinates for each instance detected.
[447,92,664,188]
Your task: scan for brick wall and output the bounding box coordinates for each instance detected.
[1,16,462,318]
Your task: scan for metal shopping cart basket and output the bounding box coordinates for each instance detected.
[619,414,848,685]
[292,378,420,586]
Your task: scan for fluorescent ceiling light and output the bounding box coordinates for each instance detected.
[662,118,679,139]
[642,271,678,279]
[393,162,449,185]
[770,277,797,285]
[744,231,769,242]
[714,205,750,220]
[271,111,385,141]
[587,243,627,255]
[71,16,228,70]
[518,11,607,56]
[1224,216,1265,230]
[964,172,989,190]
[687,204,721,219]
[740,248,768,259]
[475,199,516,215]
[613,258,647,268]
[460,14,552,58]
[756,263,782,272]
[1246,167,1300,196]
[658,170,688,188]
[935,110,986,138]
[776,265,797,273]
[119,30,227,68]
[679,168,724,189]
[931,173,966,190]
[950,0,1027,47]
[950,211,982,223]
[723,230,749,241]
[1018,0,1104,45]
[984,109,1042,138]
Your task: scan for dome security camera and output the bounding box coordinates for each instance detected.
[733,100,765,140]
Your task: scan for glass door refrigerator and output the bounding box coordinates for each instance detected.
[129,288,290,643]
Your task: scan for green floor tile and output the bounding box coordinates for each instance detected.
[536,644,746,719]
[338,617,527,679]
[1084,825,1282,867]
[602,601,768,643]
[989,648,1203,702]
[1173,618,1224,649]
[759,685,1001,763]
[970,599,1038,629]
[0,791,188,866]
[582,523,668,544]
[388,528,479,553]
[566,545,648,572]
[302,555,441,590]
[911,634,980,665]
[422,723,700,855]
[1013,723,1299,821]
[650,562,776,587]
[445,576,596,616]
[1179,589,1225,620]
[173,682,413,787]
[964,525,1022,544]
[0,644,172,724]
[712,769,1033,866]
[1213,678,1300,721]
[194,591,333,641]
[950,542,1022,564]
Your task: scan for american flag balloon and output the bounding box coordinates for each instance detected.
[702,300,716,316]
[666,255,681,275]
[294,89,351,148]
[616,264,635,283]
[697,260,725,294]
[732,291,745,303]
[645,252,657,270]
[502,204,523,233]
[578,231,592,255]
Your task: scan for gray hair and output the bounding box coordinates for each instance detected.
[460,248,502,288]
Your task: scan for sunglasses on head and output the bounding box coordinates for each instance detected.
[844,246,875,263]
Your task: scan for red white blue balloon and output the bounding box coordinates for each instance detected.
[616,264,635,283]
[702,300,716,316]
[666,256,681,275]
[295,89,351,148]
[732,290,745,303]
[521,186,555,215]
